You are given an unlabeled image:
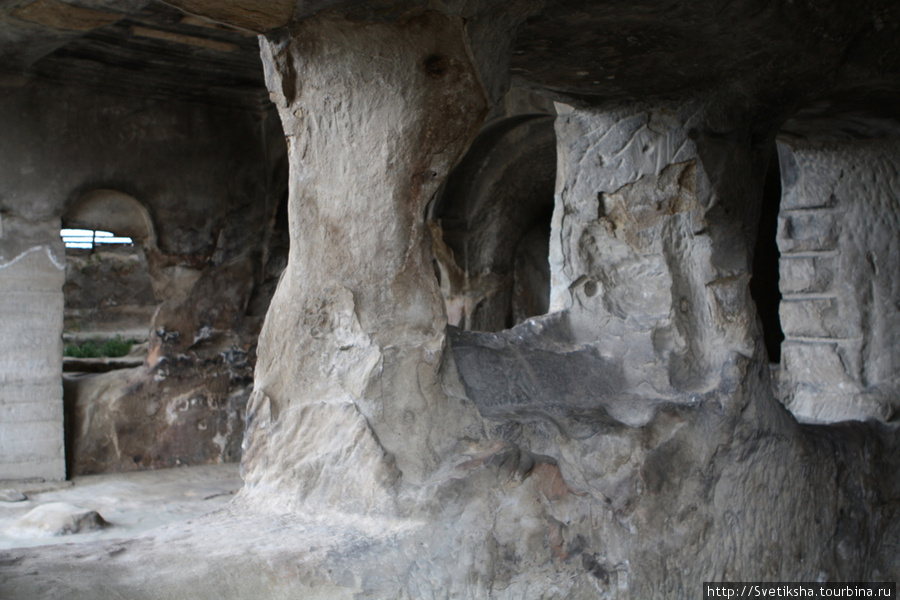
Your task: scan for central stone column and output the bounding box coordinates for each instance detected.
[243,11,491,513]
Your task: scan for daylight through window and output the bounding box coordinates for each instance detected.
[60,229,134,249]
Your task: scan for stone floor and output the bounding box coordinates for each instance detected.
[0,463,242,550]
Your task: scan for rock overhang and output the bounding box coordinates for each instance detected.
[0,0,897,125]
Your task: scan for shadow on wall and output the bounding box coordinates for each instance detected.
[749,143,785,365]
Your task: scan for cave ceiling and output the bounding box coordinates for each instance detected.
[1,0,899,125]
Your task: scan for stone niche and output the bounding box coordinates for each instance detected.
[431,98,557,332]
[62,189,157,339]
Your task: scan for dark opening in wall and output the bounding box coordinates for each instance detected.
[61,190,158,476]
[750,146,785,362]
[510,207,553,326]
[60,191,157,339]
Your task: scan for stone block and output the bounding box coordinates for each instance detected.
[779,297,851,338]
[0,399,62,423]
[0,421,64,455]
[777,211,838,253]
[0,382,60,405]
[0,244,65,481]
[786,387,888,423]
[0,459,65,481]
[780,341,858,389]
[779,255,837,294]
[779,169,840,211]
[6,502,108,538]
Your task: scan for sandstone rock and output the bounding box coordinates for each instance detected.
[247,10,496,508]
[1,1,900,598]
[6,502,109,537]
[777,137,900,421]
[64,360,250,475]
[549,99,766,396]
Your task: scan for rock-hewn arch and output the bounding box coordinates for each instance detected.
[60,188,158,338]
[63,189,156,248]
[432,114,556,331]
[3,2,900,599]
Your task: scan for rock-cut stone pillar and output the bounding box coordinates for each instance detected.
[242,12,492,514]
[0,216,66,480]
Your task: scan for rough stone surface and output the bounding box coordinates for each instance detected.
[246,10,491,510]
[0,490,26,503]
[0,216,66,481]
[162,0,295,33]
[63,355,251,475]
[1,0,900,598]
[4,502,108,538]
[548,99,768,398]
[0,77,288,475]
[777,137,900,422]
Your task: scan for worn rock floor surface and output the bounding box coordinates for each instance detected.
[0,464,241,550]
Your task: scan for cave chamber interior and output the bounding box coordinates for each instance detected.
[1,1,899,598]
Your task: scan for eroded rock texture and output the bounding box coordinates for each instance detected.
[548,100,768,399]
[64,351,250,474]
[447,101,900,595]
[229,19,898,600]
[777,136,900,423]
[244,10,491,511]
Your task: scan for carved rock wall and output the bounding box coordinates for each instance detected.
[445,99,900,596]
[2,2,900,598]
[0,216,65,480]
[0,79,287,475]
[777,136,900,422]
[548,99,768,399]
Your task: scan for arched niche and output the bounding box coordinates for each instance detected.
[63,189,156,248]
[431,114,557,331]
[60,188,158,344]
[61,189,160,475]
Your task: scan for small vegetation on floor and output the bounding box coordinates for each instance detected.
[64,336,134,358]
